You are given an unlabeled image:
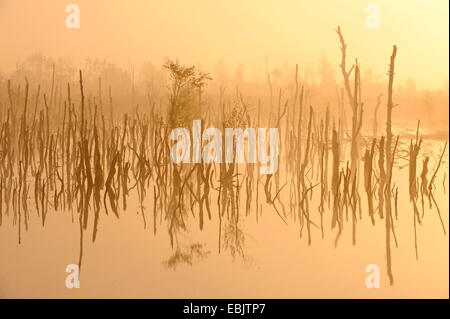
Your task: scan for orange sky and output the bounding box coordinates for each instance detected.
[0,0,448,89]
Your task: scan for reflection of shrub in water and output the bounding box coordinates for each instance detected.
[223,219,247,262]
[163,243,210,270]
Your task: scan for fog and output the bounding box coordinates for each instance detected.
[0,0,448,90]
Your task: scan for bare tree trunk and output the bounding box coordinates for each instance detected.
[385,45,398,286]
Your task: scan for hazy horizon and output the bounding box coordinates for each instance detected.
[1,0,448,90]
